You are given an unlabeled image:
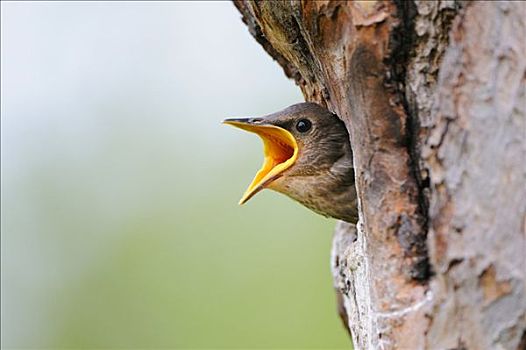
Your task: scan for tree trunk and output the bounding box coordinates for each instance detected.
[233,1,526,349]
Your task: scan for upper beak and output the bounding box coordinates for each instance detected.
[223,118,298,204]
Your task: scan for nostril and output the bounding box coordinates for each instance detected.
[250,118,263,123]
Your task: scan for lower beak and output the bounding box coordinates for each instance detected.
[223,118,299,204]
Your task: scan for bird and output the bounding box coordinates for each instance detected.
[223,102,358,224]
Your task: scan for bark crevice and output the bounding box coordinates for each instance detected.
[388,0,432,282]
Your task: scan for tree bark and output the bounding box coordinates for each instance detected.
[234,1,526,349]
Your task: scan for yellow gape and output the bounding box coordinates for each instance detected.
[222,120,298,204]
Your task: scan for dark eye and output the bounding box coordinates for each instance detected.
[296,119,312,133]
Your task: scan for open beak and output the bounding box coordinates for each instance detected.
[223,118,298,204]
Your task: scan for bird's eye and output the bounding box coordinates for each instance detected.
[296,119,312,133]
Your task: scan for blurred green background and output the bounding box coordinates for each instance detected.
[1,2,350,348]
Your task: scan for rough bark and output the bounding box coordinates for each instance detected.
[422,2,526,349]
[234,1,526,349]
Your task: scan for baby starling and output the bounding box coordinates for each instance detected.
[224,102,358,224]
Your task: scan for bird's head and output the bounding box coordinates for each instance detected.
[223,102,351,205]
